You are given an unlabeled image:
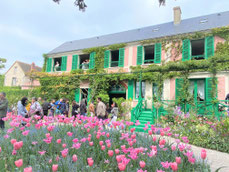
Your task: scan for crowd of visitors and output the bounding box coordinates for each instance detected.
[0,91,119,129]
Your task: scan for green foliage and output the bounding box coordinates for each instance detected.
[0,87,40,107]
[0,58,6,69]
[0,75,4,87]
[96,92,109,104]
[42,54,48,72]
[112,97,132,120]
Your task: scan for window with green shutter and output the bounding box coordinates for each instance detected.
[89,52,95,69]
[137,46,143,65]
[205,36,214,59]
[191,39,205,60]
[104,50,110,68]
[72,55,78,70]
[118,48,125,67]
[128,80,134,100]
[75,88,80,103]
[61,56,67,71]
[182,39,191,61]
[205,78,217,102]
[46,58,52,72]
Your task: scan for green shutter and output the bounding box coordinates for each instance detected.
[205,36,214,59]
[128,80,134,100]
[75,88,80,103]
[87,88,91,103]
[175,78,184,101]
[182,39,191,61]
[118,48,125,67]
[104,50,110,68]
[154,43,161,64]
[46,58,52,72]
[61,56,67,71]
[137,46,143,65]
[72,55,78,70]
[205,78,218,101]
[89,52,95,69]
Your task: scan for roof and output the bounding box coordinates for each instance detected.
[5,61,42,75]
[48,11,229,55]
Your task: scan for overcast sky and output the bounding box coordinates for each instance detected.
[0,0,229,73]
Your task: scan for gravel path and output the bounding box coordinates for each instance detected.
[157,135,229,172]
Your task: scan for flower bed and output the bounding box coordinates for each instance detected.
[160,107,229,153]
[0,113,210,171]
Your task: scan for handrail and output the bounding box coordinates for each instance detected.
[131,97,143,122]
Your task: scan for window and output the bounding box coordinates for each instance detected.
[110,50,119,67]
[144,45,155,64]
[14,67,18,74]
[153,83,163,100]
[53,57,62,72]
[135,81,146,99]
[11,77,16,86]
[189,79,205,101]
[191,39,205,60]
[79,54,90,69]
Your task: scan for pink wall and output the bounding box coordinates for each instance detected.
[214,36,225,51]
[171,41,182,61]
[218,77,225,100]
[170,78,175,100]
[124,47,129,68]
[67,55,72,71]
[132,46,137,66]
[161,49,166,61]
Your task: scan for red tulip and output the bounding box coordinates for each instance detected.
[201,149,207,160]
[24,167,32,172]
[15,159,23,168]
[139,161,146,168]
[87,158,94,166]
[118,163,126,171]
[176,157,181,164]
[170,162,178,171]
[72,154,78,162]
[52,164,58,172]
[108,150,114,157]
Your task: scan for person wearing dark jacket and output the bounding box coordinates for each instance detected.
[0,92,8,129]
[42,98,51,116]
[72,100,80,118]
[60,99,67,115]
[80,99,87,116]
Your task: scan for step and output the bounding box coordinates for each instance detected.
[138,117,152,121]
[141,111,153,114]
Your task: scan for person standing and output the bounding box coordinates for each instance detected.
[0,92,8,129]
[72,100,79,118]
[96,97,106,120]
[42,98,51,116]
[89,101,95,117]
[49,99,56,116]
[29,97,42,117]
[55,98,63,115]
[80,98,87,116]
[110,102,118,123]
[60,99,67,115]
[17,97,28,125]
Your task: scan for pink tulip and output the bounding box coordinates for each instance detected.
[176,157,181,164]
[38,151,46,155]
[56,139,61,144]
[89,142,93,146]
[72,154,78,162]
[46,133,51,138]
[11,139,17,145]
[107,143,111,148]
[101,145,105,150]
[115,149,120,154]
[159,139,166,146]
[148,130,152,135]
[171,145,176,151]
[170,162,178,171]
[0,147,1,152]
[62,144,67,148]
[52,164,58,172]
[139,161,146,168]
[87,158,94,166]
[131,134,136,139]
[201,149,207,160]
[15,159,23,168]
[14,141,23,150]
[22,130,30,136]
[99,141,103,146]
[118,163,126,171]
[106,133,110,138]
[130,128,135,133]
[67,132,73,137]
[153,136,157,142]
[108,150,114,157]
[24,167,32,172]
[56,156,60,162]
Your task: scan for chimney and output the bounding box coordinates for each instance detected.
[173,6,181,25]
[31,62,35,71]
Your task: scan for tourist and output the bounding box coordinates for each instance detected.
[80,98,87,116]
[0,92,9,129]
[42,98,51,116]
[54,61,60,71]
[89,101,95,117]
[59,99,67,116]
[49,99,56,116]
[64,99,70,117]
[55,98,63,115]
[96,97,106,120]
[225,93,229,104]
[17,97,28,126]
[110,102,118,122]
[29,97,43,117]
[72,100,79,118]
